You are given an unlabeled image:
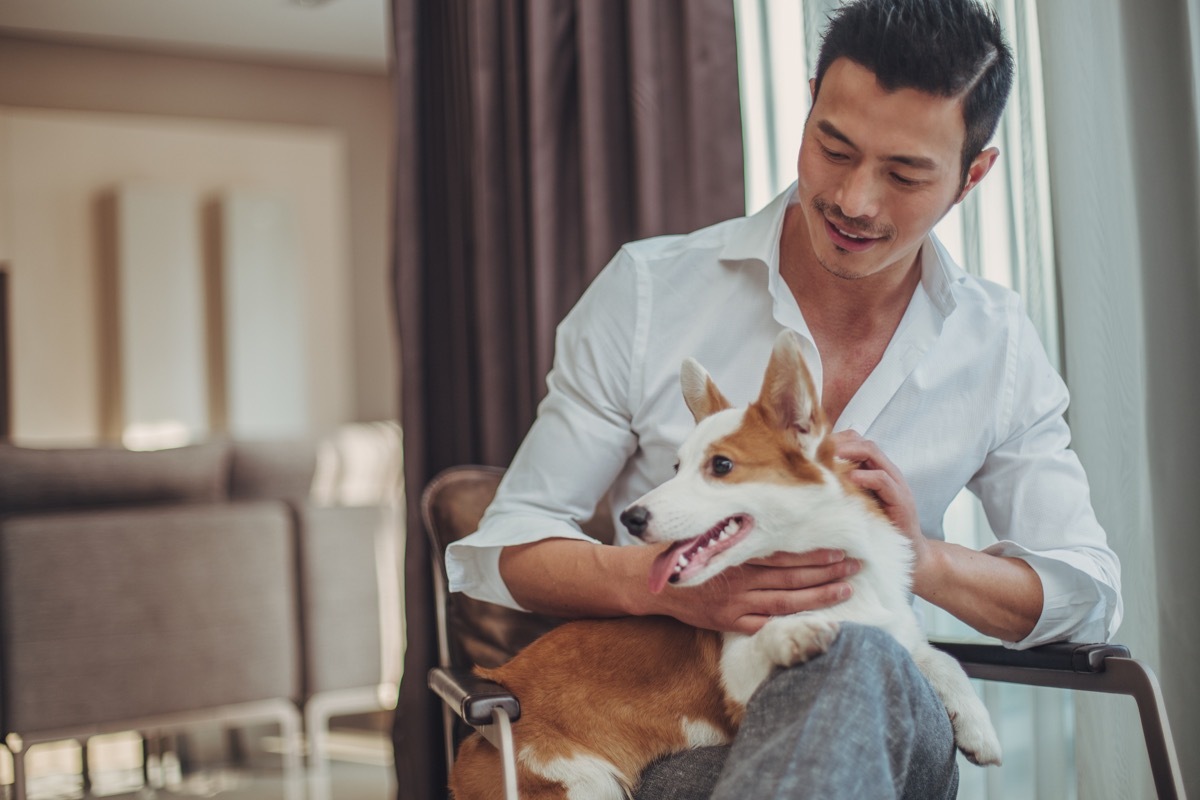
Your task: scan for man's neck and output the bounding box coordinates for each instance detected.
[779,205,923,346]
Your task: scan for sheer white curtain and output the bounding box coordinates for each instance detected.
[1192,0,1200,202]
[734,2,1073,798]
[1037,1,1200,796]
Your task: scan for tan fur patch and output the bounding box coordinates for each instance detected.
[705,405,891,525]
[450,617,734,800]
[704,404,825,486]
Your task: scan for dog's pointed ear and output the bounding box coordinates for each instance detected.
[756,331,826,446]
[681,358,731,423]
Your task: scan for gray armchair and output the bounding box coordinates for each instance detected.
[0,431,403,800]
[0,442,305,800]
[423,465,1186,800]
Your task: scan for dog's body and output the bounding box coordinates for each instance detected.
[450,332,1001,800]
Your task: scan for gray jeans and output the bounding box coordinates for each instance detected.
[633,624,959,800]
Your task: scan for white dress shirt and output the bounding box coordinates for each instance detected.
[446,186,1122,648]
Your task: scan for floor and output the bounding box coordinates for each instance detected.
[6,727,395,800]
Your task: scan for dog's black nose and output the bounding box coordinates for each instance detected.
[620,505,652,538]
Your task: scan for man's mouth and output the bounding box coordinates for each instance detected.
[824,218,882,253]
[648,515,754,594]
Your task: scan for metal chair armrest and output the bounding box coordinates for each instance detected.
[932,639,1131,674]
[428,666,521,727]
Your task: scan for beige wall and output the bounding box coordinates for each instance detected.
[0,35,395,434]
[0,112,10,260]
[0,106,352,444]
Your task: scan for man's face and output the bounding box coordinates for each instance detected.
[795,58,994,281]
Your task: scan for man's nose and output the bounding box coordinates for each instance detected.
[835,166,881,220]
[620,505,652,538]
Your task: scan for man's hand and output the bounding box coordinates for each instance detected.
[650,547,860,635]
[827,431,1044,642]
[830,430,937,590]
[502,538,858,636]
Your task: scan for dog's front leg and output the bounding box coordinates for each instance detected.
[755,614,842,670]
[911,643,1003,766]
[720,617,841,708]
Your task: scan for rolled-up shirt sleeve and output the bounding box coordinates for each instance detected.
[969,313,1123,648]
[445,249,646,610]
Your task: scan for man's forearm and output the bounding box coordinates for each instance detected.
[498,538,861,635]
[915,541,1043,643]
[500,538,658,619]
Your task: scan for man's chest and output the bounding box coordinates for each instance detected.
[817,336,894,425]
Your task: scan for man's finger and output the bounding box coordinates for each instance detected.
[836,438,895,471]
[832,434,908,483]
[747,583,855,617]
[731,614,771,635]
[849,467,899,501]
[744,548,847,568]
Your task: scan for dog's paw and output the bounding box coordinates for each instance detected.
[951,708,1003,767]
[756,617,841,668]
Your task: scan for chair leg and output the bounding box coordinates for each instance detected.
[79,738,91,797]
[441,703,457,783]
[279,706,305,800]
[1105,658,1186,800]
[474,708,518,800]
[494,709,519,800]
[6,735,26,800]
[140,732,155,790]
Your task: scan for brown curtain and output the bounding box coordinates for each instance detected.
[390,1,745,796]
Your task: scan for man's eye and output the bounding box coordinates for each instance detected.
[711,456,734,476]
[822,147,849,162]
[892,173,920,187]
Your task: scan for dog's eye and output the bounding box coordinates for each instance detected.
[711,456,734,476]
[672,461,680,473]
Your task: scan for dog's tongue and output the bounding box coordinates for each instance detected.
[648,541,690,594]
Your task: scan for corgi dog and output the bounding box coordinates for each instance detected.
[450,330,1001,800]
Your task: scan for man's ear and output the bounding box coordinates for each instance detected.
[955,146,999,204]
[680,358,731,423]
[809,77,817,100]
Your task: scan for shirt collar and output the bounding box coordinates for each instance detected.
[918,231,964,318]
[717,183,796,272]
[719,182,965,320]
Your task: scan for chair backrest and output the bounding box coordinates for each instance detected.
[422,465,615,671]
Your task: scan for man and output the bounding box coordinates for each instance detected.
[447,0,1122,796]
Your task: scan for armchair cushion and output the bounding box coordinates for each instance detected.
[230,439,318,503]
[0,441,231,514]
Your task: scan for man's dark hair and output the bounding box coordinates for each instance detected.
[814,0,1014,183]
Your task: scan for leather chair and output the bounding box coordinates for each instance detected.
[424,466,1186,800]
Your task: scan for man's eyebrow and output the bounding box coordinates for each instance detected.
[815,119,938,171]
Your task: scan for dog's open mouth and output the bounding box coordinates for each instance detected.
[647,515,754,594]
